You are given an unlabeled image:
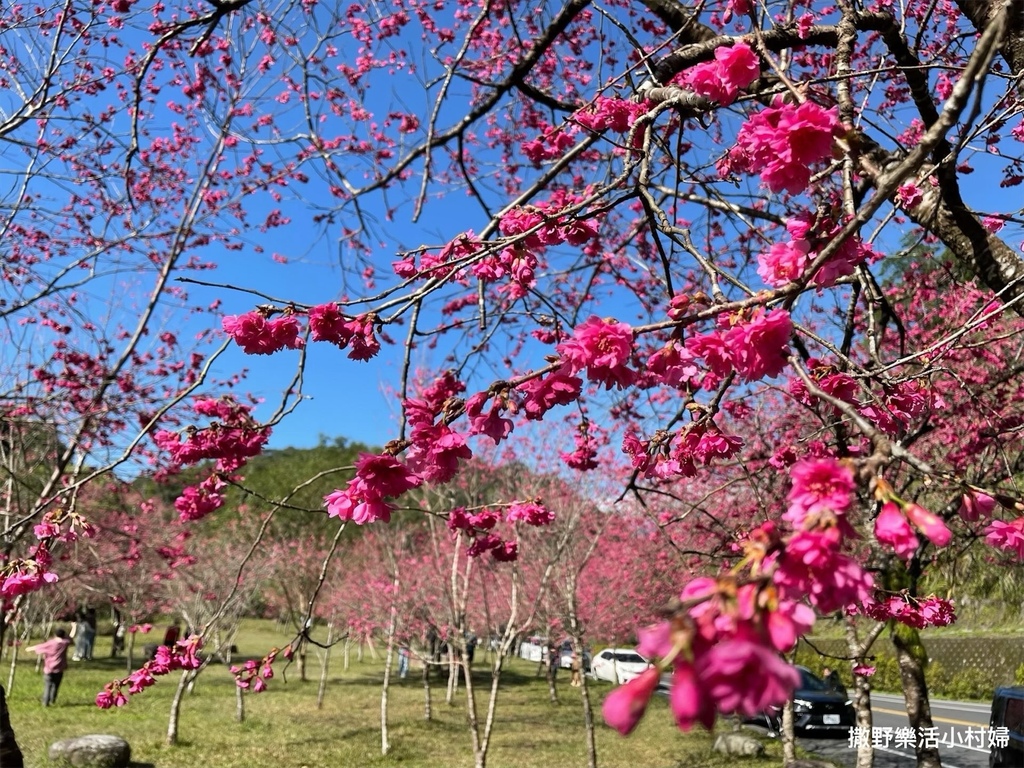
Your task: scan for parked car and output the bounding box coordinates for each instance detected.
[745,666,855,735]
[555,640,591,672]
[989,686,1024,767]
[590,648,652,684]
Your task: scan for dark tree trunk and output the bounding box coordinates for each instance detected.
[0,684,24,768]
[891,626,942,768]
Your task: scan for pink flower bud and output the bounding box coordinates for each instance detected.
[602,667,661,736]
[904,503,951,547]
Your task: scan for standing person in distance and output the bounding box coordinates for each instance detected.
[28,629,72,706]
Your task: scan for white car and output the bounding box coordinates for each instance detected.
[590,648,652,684]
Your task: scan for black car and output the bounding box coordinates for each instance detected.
[989,686,1024,767]
[747,666,856,736]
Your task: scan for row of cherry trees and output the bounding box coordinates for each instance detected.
[2,0,1024,767]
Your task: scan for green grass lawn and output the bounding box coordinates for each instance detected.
[6,620,805,768]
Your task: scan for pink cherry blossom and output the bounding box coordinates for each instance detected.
[784,458,855,525]
[874,501,918,560]
[518,368,583,420]
[491,541,518,561]
[700,640,800,718]
[465,392,514,445]
[506,500,554,526]
[681,43,759,106]
[353,452,422,498]
[765,600,816,653]
[985,518,1024,557]
[722,99,840,193]
[222,312,304,355]
[722,309,793,381]
[646,340,701,387]
[405,424,473,484]
[959,491,996,522]
[557,316,636,389]
[669,662,716,731]
[758,239,811,286]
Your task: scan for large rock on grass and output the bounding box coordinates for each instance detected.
[712,731,765,758]
[48,735,131,768]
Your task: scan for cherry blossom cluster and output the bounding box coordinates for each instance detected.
[622,423,743,480]
[572,96,647,133]
[222,311,303,355]
[396,192,604,301]
[521,93,643,163]
[605,457,873,736]
[446,500,553,562]
[32,508,96,542]
[232,647,281,693]
[719,99,841,194]
[789,359,937,439]
[676,41,760,105]
[854,593,956,629]
[96,636,203,708]
[0,547,58,599]
[872,479,951,561]
[559,425,602,471]
[686,308,793,385]
[223,305,381,361]
[154,398,269,472]
[173,475,227,522]
[153,398,271,522]
[757,211,875,288]
[557,316,636,390]
[324,452,422,525]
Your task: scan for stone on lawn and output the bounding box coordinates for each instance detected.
[48,735,131,768]
[712,731,765,758]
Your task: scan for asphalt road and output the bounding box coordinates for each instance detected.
[753,693,997,768]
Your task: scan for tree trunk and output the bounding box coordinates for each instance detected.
[166,669,193,746]
[546,654,558,704]
[317,621,334,710]
[381,569,400,756]
[422,650,432,721]
[577,656,598,768]
[446,646,458,704]
[343,637,350,671]
[5,636,17,695]
[845,616,882,768]
[461,648,484,768]
[296,636,308,683]
[0,684,23,768]
[126,631,135,674]
[891,626,942,768]
[235,679,245,723]
[781,699,796,764]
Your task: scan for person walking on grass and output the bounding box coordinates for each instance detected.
[28,629,71,706]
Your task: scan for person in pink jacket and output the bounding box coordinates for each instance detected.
[28,629,71,706]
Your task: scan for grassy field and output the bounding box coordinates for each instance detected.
[5,620,812,768]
